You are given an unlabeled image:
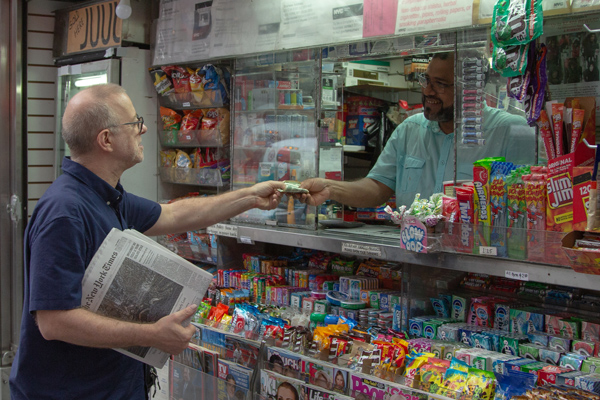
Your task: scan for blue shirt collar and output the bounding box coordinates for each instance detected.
[61,157,124,206]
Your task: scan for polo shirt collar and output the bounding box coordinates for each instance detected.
[428,120,454,136]
[61,157,124,206]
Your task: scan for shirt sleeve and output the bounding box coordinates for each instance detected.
[121,191,162,232]
[367,123,406,192]
[28,217,89,312]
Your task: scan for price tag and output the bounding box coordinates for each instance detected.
[207,223,238,238]
[341,242,383,257]
[400,216,428,253]
[479,246,497,256]
[239,236,254,245]
[183,102,191,108]
[505,270,529,281]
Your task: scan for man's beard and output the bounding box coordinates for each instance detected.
[422,95,454,123]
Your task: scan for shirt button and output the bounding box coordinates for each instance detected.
[106,201,111,205]
[441,160,446,166]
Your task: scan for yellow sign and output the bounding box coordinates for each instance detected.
[67,1,122,54]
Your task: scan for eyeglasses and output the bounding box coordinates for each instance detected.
[107,115,144,134]
[417,73,453,94]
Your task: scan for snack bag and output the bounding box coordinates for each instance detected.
[179,109,204,143]
[491,0,543,47]
[160,107,181,145]
[492,43,529,77]
[148,67,174,96]
[161,65,191,93]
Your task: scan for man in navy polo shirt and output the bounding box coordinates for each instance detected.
[9,83,285,400]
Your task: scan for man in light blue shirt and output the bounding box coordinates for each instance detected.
[300,53,536,208]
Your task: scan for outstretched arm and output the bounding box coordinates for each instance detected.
[145,180,285,236]
[298,177,394,208]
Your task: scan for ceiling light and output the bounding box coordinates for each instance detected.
[116,0,132,20]
[74,75,108,88]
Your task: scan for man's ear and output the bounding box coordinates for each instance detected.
[97,128,114,152]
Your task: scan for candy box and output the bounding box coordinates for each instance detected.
[575,373,600,394]
[583,357,600,373]
[423,320,443,340]
[573,166,593,230]
[527,331,550,347]
[510,308,544,334]
[540,347,563,365]
[500,335,526,356]
[557,370,586,386]
[560,353,587,370]
[521,361,553,375]
[494,303,511,331]
[545,315,580,338]
[582,321,600,342]
[573,340,596,357]
[489,353,520,374]
[538,365,570,385]
[549,335,572,353]
[519,343,541,360]
[409,318,426,337]
[451,294,469,322]
[563,231,600,275]
[506,358,537,371]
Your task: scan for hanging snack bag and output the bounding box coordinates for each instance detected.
[148,67,174,96]
[524,42,547,125]
[491,0,543,47]
[492,43,529,77]
[188,66,206,104]
[161,65,191,93]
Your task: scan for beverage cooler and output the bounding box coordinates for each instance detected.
[53,47,160,203]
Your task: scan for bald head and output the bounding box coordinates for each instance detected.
[62,83,127,157]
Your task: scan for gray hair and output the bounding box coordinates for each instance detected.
[61,83,127,156]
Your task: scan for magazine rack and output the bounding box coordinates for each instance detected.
[169,359,251,400]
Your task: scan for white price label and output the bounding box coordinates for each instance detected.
[479,246,498,256]
[207,223,238,238]
[183,102,191,108]
[341,242,383,257]
[505,270,529,281]
[239,236,253,245]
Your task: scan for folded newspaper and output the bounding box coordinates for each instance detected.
[81,228,213,368]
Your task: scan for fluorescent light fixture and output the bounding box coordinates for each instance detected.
[116,0,132,19]
[74,75,108,88]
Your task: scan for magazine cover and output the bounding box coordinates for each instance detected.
[260,369,305,400]
[305,384,354,400]
[225,335,260,369]
[217,359,253,400]
[170,344,204,400]
[349,371,388,400]
[266,347,304,379]
[203,349,220,400]
[308,361,335,392]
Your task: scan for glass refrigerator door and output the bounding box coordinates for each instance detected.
[232,50,319,229]
[54,59,120,178]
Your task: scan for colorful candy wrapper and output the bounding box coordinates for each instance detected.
[491,0,543,47]
[507,168,528,260]
[492,43,529,77]
[490,162,515,258]
[524,42,547,125]
[551,103,565,157]
[537,110,556,161]
[571,108,585,153]
[525,171,547,263]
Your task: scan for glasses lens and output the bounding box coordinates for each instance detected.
[418,74,428,88]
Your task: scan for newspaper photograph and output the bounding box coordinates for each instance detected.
[81,228,213,368]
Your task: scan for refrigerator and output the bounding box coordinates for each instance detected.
[54,47,160,203]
